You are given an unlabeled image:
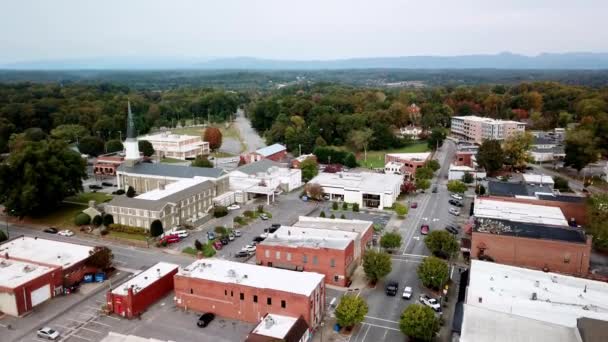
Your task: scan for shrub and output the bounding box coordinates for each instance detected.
[126,186,136,198]
[475,184,486,195]
[462,172,474,184]
[234,216,246,225]
[394,203,408,218]
[0,230,7,243]
[74,212,91,226]
[150,220,164,237]
[92,215,103,227]
[194,239,203,251]
[257,204,264,213]
[108,223,147,235]
[213,206,228,218]
[320,211,326,218]
[202,242,216,257]
[243,210,255,218]
[342,202,348,210]
[353,203,359,212]
[340,214,346,219]
[214,226,228,236]
[332,201,339,210]
[330,214,336,219]
[102,214,114,226]
[112,189,125,195]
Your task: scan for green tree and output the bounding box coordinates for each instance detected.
[78,136,104,156]
[105,139,124,153]
[126,186,136,198]
[503,132,533,169]
[553,176,570,191]
[352,203,359,212]
[0,230,7,243]
[332,201,339,210]
[300,158,319,182]
[447,180,467,193]
[424,230,459,259]
[380,231,402,249]
[194,239,203,251]
[203,127,223,150]
[362,250,392,284]
[394,203,408,218]
[461,171,474,184]
[475,184,486,195]
[343,153,357,168]
[400,304,440,342]
[334,295,368,329]
[476,139,504,174]
[74,212,91,225]
[213,206,228,218]
[340,214,346,219]
[347,128,373,161]
[0,138,86,217]
[587,194,608,251]
[342,202,348,210]
[319,211,326,218]
[86,246,114,270]
[192,155,213,168]
[415,178,431,192]
[150,219,164,237]
[315,136,327,147]
[417,256,449,290]
[138,140,155,157]
[330,213,336,219]
[415,167,434,180]
[102,214,114,226]
[92,215,103,227]
[425,159,440,172]
[564,129,599,172]
[50,124,89,143]
[427,127,447,150]
[558,111,573,128]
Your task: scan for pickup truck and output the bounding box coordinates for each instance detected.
[385,281,399,296]
[419,294,441,312]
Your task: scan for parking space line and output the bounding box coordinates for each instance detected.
[54,324,74,330]
[67,318,88,324]
[89,320,112,328]
[364,316,399,324]
[32,338,48,342]
[360,324,371,342]
[79,326,103,334]
[71,334,94,341]
[361,322,400,331]
[100,315,121,321]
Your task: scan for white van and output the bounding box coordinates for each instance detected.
[162,228,189,239]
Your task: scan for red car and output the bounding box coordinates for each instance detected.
[420,224,429,235]
[411,202,418,209]
[213,241,223,250]
[159,234,180,244]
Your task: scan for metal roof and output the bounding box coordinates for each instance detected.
[474,218,587,243]
[117,162,226,179]
[234,159,283,175]
[255,143,286,157]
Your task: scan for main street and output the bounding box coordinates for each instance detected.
[352,140,459,342]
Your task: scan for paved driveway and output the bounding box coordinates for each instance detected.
[234,108,266,153]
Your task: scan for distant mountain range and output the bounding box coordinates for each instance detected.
[3,52,608,70]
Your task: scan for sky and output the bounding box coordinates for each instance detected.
[0,0,606,64]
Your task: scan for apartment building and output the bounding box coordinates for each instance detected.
[256,226,358,287]
[137,131,210,160]
[105,177,216,230]
[174,259,325,328]
[451,115,525,144]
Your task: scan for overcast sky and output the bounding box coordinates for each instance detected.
[0,0,606,63]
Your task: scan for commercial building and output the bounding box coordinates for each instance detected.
[451,115,525,144]
[308,172,403,209]
[107,262,178,318]
[105,177,217,230]
[174,259,325,328]
[245,314,310,342]
[460,260,608,342]
[530,129,566,163]
[384,152,431,178]
[473,198,569,226]
[94,153,126,177]
[0,237,95,316]
[100,332,174,342]
[256,226,358,286]
[243,144,287,164]
[230,159,302,193]
[137,131,210,160]
[448,165,486,181]
[292,216,374,262]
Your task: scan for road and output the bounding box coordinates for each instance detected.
[234,108,266,153]
[529,163,605,194]
[351,140,461,342]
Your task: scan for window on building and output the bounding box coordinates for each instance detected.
[224,290,227,296]
[267,297,272,305]
[265,250,270,258]
[281,300,286,308]
[303,255,308,263]
[190,288,193,294]
[330,258,335,267]
[253,295,258,303]
[240,293,244,300]
[231,290,233,297]
[313,256,318,265]
[287,252,292,261]
[276,251,281,260]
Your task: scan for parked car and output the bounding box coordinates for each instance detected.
[227,204,240,211]
[260,213,269,220]
[411,202,418,209]
[449,208,461,216]
[58,229,74,237]
[432,186,438,193]
[197,313,215,328]
[220,237,229,245]
[385,281,399,296]
[445,225,459,235]
[450,193,463,201]
[235,251,250,258]
[242,245,256,253]
[420,224,430,235]
[419,294,441,312]
[207,231,216,240]
[228,233,235,241]
[88,184,102,190]
[260,232,269,239]
[449,199,464,207]
[37,327,60,340]
[213,241,223,250]
[402,286,413,299]
[43,227,58,234]
[159,235,180,245]
[164,229,189,239]
[253,236,265,243]
[234,230,242,237]
[101,182,114,187]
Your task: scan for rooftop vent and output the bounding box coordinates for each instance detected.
[227,269,237,278]
[264,315,276,329]
[534,280,539,288]
[531,292,538,301]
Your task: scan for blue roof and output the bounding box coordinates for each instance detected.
[117,162,226,179]
[256,143,286,157]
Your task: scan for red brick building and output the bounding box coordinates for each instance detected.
[256,226,358,287]
[454,151,475,167]
[384,152,431,179]
[94,153,125,177]
[174,259,325,328]
[107,262,178,319]
[484,195,588,226]
[243,144,287,164]
[291,154,316,169]
[471,218,591,276]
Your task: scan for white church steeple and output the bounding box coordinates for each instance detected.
[124,100,140,161]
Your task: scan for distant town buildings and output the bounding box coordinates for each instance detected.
[451,115,525,144]
[384,152,431,179]
[137,131,210,160]
[398,126,423,139]
[530,129,566,162]
[242,144,287,164]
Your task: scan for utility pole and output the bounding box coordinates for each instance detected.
[207,108,211,126]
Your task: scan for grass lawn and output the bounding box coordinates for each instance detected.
[358,142,430,169]
[108,231,149,241]
[160,157,186,164]
[182,247,198,256]
[27,203,85,228]
[212,151,236,158]
[65,192,113,204]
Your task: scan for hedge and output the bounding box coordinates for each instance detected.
[108,223,148,235]
[74,212,91,226]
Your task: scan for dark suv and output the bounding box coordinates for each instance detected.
[449,199,463,207]
[385,281,399,296]
[197,313,215,328]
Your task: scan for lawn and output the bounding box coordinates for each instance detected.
[182,247,198,256]
[108,231,149,242]
[64,192,113,204]
[357,142,430,169]
[26,203,85,228]
[160,157,186,164]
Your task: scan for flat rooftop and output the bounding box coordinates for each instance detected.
[474,198,568,226]
[137,131,201,143]
[474,218,587,244]
[522,174,555,185]
[179,259,324,296]
[385,152,431,161]
[0,258,55,289]
[256,143,286,157]
[112,262,178,296]
[136,177,209,201]
[260,226,358,250]
[309,171,403,194]
[100,332,172,342]
[467,260,608,327]
[117,162,226,179]
[250,314,299,339]
[488,180,555,197]
[293,216,373,235]
[0,236,94,269]
[453,115,523,125]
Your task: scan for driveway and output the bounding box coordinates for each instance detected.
[234,108,266,153]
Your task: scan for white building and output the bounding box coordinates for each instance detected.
[384,161,404,175]
[230,159,302,192]
[460,260,608,342]
[399,126,423,139]
[308,172,403,209]
[247,313,311,342]
[451,115,526,144]
[448,164,487,181]
[473,198,568,226]
[137,131,210,160]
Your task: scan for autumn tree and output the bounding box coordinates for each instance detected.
[476,139,504,174]
[305,183,324,200]
[503,132,533,170]
[564,128,600,172]
[204,127,223,150]
[86,246,114,270]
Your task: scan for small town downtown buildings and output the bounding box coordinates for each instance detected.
[242,144,287,164]
[384,152,431,178]
[106,262,178,319]
[137,131,210,160]
[256,226,358,287]
[308,172,403,209]
[174,259,325,328]
[0,237,95,316]
[450,115,526,144]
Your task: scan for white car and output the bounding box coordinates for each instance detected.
[228,233,235,241]
[227,204,240,211]
[164,229,189,238]
[450,193,463,201]
[234,230,242,237]
[449,208,461,216]
[260,213,269,220]
[37,327,60,340]
[260,232,269,238]
[419,294,441,312]
[58,230,74,237]
[242,245,256,253]
[402,286,412,300]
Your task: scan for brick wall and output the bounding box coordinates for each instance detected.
[266,150,287,162]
